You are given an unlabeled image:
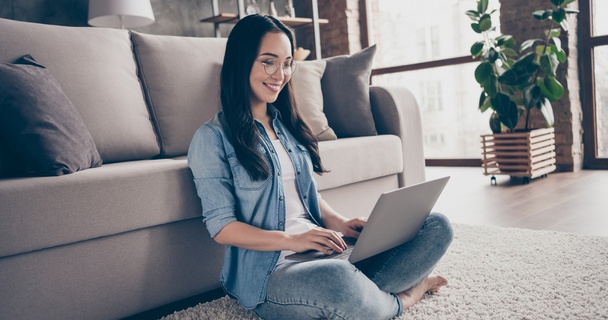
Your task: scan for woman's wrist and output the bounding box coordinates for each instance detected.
[326,215,349,234]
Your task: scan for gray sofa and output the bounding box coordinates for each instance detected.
[0,18,426,319]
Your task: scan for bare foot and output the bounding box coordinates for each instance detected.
[397,275,448,309]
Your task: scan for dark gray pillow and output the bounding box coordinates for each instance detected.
[0,138,25,177]
[321,45,377,138]
[0,55,102,177]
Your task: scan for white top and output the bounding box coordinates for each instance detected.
[271,139,318,266]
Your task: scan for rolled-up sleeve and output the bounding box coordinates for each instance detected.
[187,124,237,238]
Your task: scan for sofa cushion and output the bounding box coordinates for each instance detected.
[0,158,200,257]
[0,18,160,163]
[0,55,102,176]
[290,60,337,141]
[322,45,378,138]
[315,135,403,190]
[131,32,226,157]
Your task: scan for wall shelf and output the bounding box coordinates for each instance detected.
[200,13,328,29]
[201,0,324,58]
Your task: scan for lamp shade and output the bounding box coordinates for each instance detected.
[88,0,155,29]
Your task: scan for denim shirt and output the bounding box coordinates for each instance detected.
[187,105,323,309]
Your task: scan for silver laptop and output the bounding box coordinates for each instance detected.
[286,176,450,264]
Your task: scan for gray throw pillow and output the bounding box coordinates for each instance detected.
[0,138,25,177]
[131,32,226,157]
[321,45,378,138]
[0,55,102,177]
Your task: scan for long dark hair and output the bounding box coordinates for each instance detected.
[220,14,327,180]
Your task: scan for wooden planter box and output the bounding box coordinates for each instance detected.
[481,127,556,184]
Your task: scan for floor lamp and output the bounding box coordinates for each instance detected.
[88,0,155,29]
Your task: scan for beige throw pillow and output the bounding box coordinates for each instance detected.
[290,60,337,141]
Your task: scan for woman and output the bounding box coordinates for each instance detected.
[188,14,453,319]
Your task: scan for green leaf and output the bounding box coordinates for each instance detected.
[552,8,566,23]
[479,14,492,31]
[550,41,567,63]
[533,10,552,20]
[488,48,499,63]
[537,98,555,127]
[497,53,537,87]
[489,112,502,133]
[520,39,542,53]
[545,28,561,38]
[538,76,564,102]
[503,58,516,68]
[471,41,485,57]
[536,44,548,56]
[560,19,570,32]
[501,48,519,57]
[471,23,482,33]
[524,85,542,110]
[551,0,565,6]
[545,77,564,101]
[496,35,516,48]
[552,37,562,52]
[527,61,541,74]
[477,0,488,14]
[485,74,499,97]
[553,45,567,62]
[465,10,480,21]
[498,70,518,85]
[482,96,493,113]
[479,91,492,112]
[498,52,507,63]
[491,93,519,130]
[513,52,536,73]
[565,8,579,14]
[475,62,493,84]
[540,52,559,77]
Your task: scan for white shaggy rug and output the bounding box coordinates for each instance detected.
[161,224,608,320]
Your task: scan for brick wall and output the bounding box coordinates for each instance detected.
[296,0,363,58]
[499,0,583,172]
[318,0,361,57]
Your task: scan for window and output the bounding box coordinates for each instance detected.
[420,79,443,112]
[595,46,608,158]
[368,0,500,162]
[581,0,608,168]
[416,26,441,60]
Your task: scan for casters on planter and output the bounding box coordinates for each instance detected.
[523,177,530,185]
[490,175,497,186]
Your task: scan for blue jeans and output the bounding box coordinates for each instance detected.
[253,212,453,320]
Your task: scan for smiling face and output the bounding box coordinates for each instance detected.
[249,31,293,111]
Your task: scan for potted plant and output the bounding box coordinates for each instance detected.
[466,0,578,184]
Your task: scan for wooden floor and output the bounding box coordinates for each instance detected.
[426,167,608,237]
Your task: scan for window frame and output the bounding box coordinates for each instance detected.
[580,0,608,169]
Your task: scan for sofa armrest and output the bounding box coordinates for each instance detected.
[369,86,426,187]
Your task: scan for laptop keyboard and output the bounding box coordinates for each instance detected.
[285,237,357,261]
[317,246,354,260]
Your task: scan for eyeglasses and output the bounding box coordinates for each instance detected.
[257,58,297,76]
